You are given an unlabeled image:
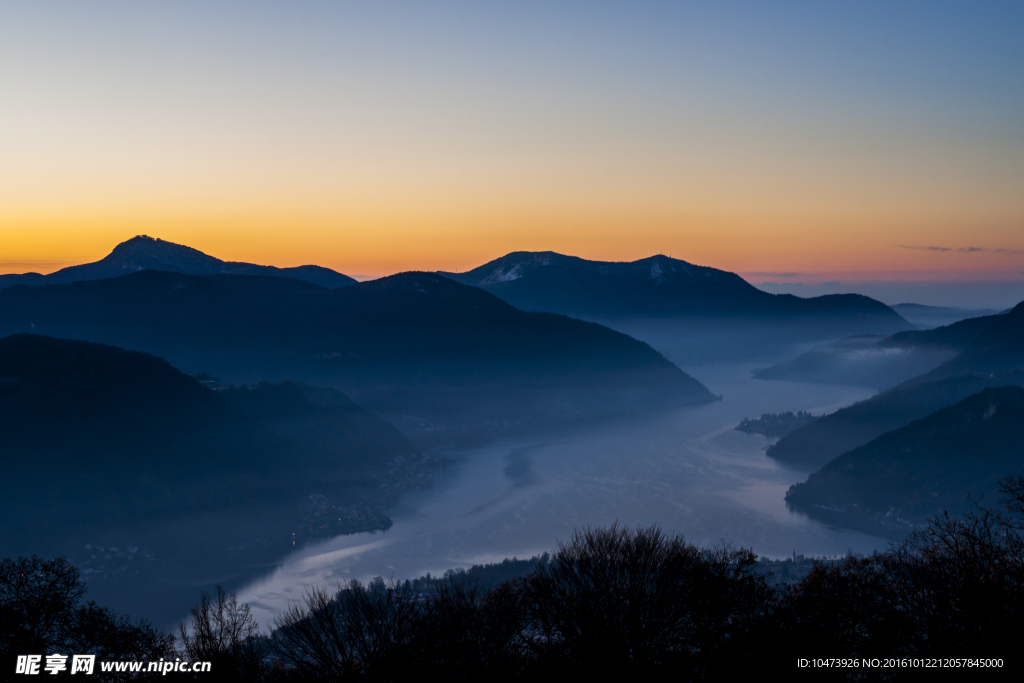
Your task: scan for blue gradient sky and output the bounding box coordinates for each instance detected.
[2,2,1022,305]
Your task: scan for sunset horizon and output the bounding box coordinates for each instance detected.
[6,230,1022,308]
[4,3,1024,669]
[3,2,1022,307]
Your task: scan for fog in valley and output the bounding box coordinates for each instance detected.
[6,4,1023,671]
[237,360,879,630]
[3,238,1022,652]
[60,318,886,630]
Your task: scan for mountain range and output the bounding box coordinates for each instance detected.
[7,239,909,333]
[764,301,1024,537]
[0,334,417,558]
[764,302,1024,468]
[889,303,1005,329]
[785,386,1024,535]
[439,251,909,328]
[765,370,1024,469]
[1,237,916,372]
[753,311,1009,389]
[0,235,357,289]
[0,269,715,435]
[912,301,1024,382]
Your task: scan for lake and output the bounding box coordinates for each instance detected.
[235,363,882,629]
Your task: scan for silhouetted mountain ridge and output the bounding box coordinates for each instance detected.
[0,270,715,432]
[0,332,222,441]
[0,334,417,557]
[765,371,1024,469]
[890,303,1004,328]
[882,312,1005,351]
[786,386,1024,534]
[911,301,1024,382]
[753,311,1009,389]
[439,251,909,328]
[0,236,356,289]
[762,301,1024,468]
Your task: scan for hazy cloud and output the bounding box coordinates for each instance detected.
[743,271,802,278]
[898,245,1023,255]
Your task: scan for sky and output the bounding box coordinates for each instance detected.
[2,2,1023,306]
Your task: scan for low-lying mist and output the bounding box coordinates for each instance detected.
[233,363,881,633]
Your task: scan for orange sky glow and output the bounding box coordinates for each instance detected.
[2,3,1022,287]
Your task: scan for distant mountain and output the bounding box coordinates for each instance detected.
[753,312,1007,389]
[765,371,1024,470]
[890,303,1003,329]
[0,334,418,558]
[0,235,357,289]
[911,301,1024,382]
[0,271,715,435]
[785,386,1024,535]
[439,251,909,329]
[882,312,1006,351]
[751,335,947,389]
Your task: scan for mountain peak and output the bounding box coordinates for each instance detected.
[437,250,909,329]
[111,234,200,254]
[116,234,163,247]
[437,250,762,317]
[103,235,222,272]
[0,237,357,290]
[441,251,724,288]
[473,252,567,285]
